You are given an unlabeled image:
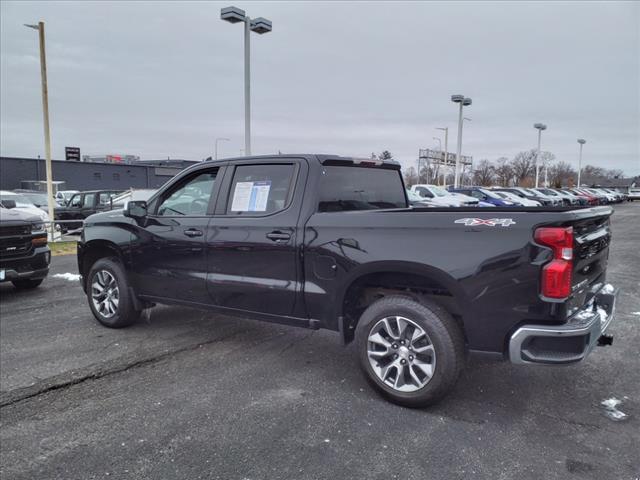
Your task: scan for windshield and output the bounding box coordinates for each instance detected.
[523,188,542,196]
[22,193,49,205]
[429,186,449,197]
[478,188,499,199]
[406,190,422,201]
[0,194,34,208]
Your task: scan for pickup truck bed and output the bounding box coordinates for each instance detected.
[77,154,618,407]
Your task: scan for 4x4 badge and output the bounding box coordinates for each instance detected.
[455,218,516,227]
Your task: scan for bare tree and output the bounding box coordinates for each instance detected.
[379,150,393,161]
[494,157,513,186]
[548,161,576,187]
[472,159,495,186]
[511,149,536,186]
[403,166,418,186]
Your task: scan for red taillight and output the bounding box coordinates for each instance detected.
[535,227,573,299]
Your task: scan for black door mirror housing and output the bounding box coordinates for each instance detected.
[125,200,148,219]
[1,199,17,209]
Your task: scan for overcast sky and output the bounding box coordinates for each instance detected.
[1,1,638,174]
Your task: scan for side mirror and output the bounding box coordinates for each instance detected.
[1,199,17,209]
[125,200,148,219]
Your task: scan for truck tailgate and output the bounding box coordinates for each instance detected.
[567,207,613,314]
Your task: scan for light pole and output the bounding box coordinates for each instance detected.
[533,123,547,188]
[215,137,230,160]
[25,21,54,229]
[436,127,448,186]
[451,95,472,188]
[221,6,272,157]
[577,138,586,186]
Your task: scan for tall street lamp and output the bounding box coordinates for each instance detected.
[24,21,54,229]
[221,6,272,157]
[215,137,230,160]
[451,95,472,188]
[436,127,449,185]
[533,123,547,188]
[577,138,586,186]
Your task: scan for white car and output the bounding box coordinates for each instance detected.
[626,187,640,201]
[55,190,79,205]
[109,189,156,209]
[493,190,541,207]
[410,184,479,207]
[0,191,50,222]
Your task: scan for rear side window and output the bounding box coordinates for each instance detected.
[98,192,113,205]
[318,166,407,212]
[227,164,295,215]
[83,194,96,208]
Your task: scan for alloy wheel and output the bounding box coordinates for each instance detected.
[367,316,436,392]
[91,270,119,318]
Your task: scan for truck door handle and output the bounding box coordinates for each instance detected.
[184,228,203,238]
[266,231,291,242]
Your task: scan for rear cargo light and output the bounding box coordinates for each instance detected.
[535,227,573,299]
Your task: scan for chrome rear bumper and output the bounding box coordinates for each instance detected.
[509,283,618,365]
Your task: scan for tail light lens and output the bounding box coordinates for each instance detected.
[535,227,573,299]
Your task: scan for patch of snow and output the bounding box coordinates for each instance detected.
[52,273,81,282]
[631,312,640,316]
[600,284,615,294]
[601,397,621,409]
[601,397,628,422]
[596,306,609,324]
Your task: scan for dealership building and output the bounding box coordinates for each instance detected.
[0,156,200,192]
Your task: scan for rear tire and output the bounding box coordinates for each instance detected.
[12,279,43,290]
[355,295,464,408]
[87,257,140,328]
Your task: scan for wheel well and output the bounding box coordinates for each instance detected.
[341,271,466,344]
[80,242,122,286]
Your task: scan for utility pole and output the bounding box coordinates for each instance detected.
[25,21,54,231]
[577,139,586,186]
[534,123,547,188]
[221,7,272,157]
[215,137,230,160]
[436,127,448,186]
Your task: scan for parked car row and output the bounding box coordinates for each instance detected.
[406,184,629,208]
[0,188,160,234]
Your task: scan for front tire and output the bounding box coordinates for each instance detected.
[355,295,464,408]
[87,257,140,328]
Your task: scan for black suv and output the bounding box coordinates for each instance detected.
[0,202,50,289]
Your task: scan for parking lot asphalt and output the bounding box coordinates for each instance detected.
[1,203,639,480]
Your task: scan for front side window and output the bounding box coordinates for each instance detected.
[157,170,217,216]
[227,164,295,215]
[415,187,433,198]
[69,194,81,207]
[318,166,407,212]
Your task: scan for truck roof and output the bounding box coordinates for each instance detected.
[201,154,401,169]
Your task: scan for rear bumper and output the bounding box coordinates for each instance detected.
[509,283,618,365]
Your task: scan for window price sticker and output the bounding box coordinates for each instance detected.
[231,181,271,212]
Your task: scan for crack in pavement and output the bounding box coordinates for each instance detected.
[0,328,248,408]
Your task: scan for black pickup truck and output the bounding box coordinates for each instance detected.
[0,202,50,289]
[77,155,618,407]
[55,190,122,231]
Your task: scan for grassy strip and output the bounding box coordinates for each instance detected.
[50,241,77,256]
